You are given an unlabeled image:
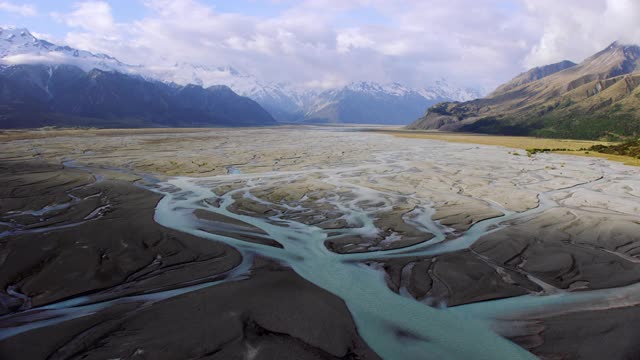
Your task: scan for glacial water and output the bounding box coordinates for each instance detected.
[153,175,536,359]
[148,148,640,359]
[3,138,640,359]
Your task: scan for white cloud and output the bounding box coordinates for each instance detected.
[0,1,37,17]
[304,74,349,89]
[52,1,115,32]
[42,0,640,91]
[2,52,86,67]
[523,0,640,68]
[336,28,375,53]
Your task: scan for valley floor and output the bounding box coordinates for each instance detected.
[1,126,640,359]
[379,129,640,167]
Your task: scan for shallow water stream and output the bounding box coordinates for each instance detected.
[3,130,640,359]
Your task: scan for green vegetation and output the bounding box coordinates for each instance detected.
[409,43,640,141]
[383,129,640,166]
[526,139,640,160]
[533,111,640,141]
[526,147,574,156]
[588,138,640,158]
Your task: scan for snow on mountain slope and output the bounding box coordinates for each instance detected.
[0,27,483,124]
[0,27,138,74]
[301,80,483,123]
[342,81,413,97]
[418,79,483,102]
[137,62,483,123]
[148,62,317,119]
[300,81,443,124]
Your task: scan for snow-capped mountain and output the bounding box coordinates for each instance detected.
[325,80,482,102]
[340,81,420,97]
[163,67,483,124]
[0,27,138,74]
[225,76,482,124]
[161,66,484,123]
[419,79,483,102]
[301,81,447,125]
[0,27,484,125]
[146,63,318,121]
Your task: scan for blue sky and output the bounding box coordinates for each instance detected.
[0,1,389,38]
[0,2,230,35]
[0,1,145,36]
[0,0,635,90]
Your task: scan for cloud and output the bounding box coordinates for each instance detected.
[44,0,640,91]
[2,52,89,68]
[304,74,349,89]
[51,1,115,32]
[50,1,120,56]
[0,1,37,17]
[523,0,640,68]
[336,28,374,53]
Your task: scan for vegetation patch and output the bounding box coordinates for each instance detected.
[381,130,640,166]
[526,147,574,156]
[588,139,640,158]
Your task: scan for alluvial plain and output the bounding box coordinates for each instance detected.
[1,126,640,359]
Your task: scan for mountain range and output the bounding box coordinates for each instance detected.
[297,81,480,125]
[0,27,275,128]
[0,63,275,128]
[0,27,481,127]
[409,42,640,140]
[0,27,137,74]
[145,61,482,124]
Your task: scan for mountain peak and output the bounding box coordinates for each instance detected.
[605,40,639,50]
[0,26,135,74]
[607,40,621,49]
[340,81,416,97]
[217,65,241,76]
[0,27,34,37]
[490,60,577,96]
[0,26,482,125]
[575,41,640,80]
[593,40,640,58]
[409,40,640,139]
[0,27,39,46]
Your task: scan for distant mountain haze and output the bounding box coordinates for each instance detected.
[150,63,482,124]
[409,42,640,140]
[0,27,482,127]
[298,81,481,125]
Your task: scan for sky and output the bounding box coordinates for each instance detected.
[0,0,639,90]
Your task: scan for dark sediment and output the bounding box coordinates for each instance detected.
[514,305,640,360]
[372,250,541,307]
[0,160,379,359]
[0,260,381,360]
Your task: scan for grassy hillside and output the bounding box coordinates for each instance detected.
[409,43,640,140]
